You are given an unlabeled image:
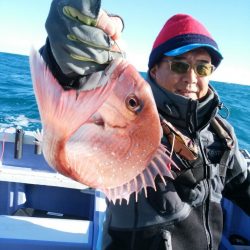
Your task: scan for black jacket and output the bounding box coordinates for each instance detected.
[102,74,250,250]
[40,45,249,249]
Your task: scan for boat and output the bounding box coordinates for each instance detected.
[0,128,249,249]
[0,127,106,249]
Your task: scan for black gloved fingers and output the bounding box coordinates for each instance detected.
[61,45,123,76]
[62,2,124,40]
[67,24,116,50]
[62,2,100,26]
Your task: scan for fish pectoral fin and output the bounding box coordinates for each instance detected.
[103,144,178,204]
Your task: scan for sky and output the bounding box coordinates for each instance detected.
[0,0,250,85]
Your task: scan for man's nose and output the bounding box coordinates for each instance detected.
[182,67,198,84]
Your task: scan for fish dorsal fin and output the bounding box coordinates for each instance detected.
[30,48,124,137]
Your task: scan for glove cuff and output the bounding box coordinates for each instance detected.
[39,38,81,90]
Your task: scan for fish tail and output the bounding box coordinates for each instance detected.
[104,144,178,204]
[29,48,126,136]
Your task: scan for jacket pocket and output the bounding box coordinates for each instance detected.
[149,230,172,250]
[147,177,184,215]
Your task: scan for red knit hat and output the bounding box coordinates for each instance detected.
[148,14,223,69]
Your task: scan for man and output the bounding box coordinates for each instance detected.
[40,1,250,249]
[101,14,250,250]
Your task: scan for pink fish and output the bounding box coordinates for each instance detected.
[30,49,176,204]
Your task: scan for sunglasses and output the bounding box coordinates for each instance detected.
[161,59,215,77]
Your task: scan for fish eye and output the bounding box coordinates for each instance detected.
[125,94,142,113]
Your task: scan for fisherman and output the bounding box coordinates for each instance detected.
[40,1,250,249]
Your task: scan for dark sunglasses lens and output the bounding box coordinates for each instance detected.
[171,62,189,74]
[196,64,213,76]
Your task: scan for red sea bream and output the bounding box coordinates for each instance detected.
[30,49,176,203]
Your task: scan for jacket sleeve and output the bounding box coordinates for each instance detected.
[222,127,250,216]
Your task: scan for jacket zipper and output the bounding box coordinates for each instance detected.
[187,99,214,249]
[197,132,213,250]
[203,179,212,249]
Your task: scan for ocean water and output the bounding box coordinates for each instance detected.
[0,52,250,152]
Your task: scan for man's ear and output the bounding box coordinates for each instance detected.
[149,65,158,80]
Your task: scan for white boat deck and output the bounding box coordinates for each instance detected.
[0,215,91,243]
[0,164,88,190]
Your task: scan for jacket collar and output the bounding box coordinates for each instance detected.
[146,72,220,135]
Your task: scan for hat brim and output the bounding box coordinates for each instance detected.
[164,43,222,58]
[164,43,223,68]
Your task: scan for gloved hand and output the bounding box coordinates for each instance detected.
[42,0,124,90]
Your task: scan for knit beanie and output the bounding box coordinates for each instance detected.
[148,14,223,69]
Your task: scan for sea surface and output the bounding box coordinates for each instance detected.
[0,52,250,152]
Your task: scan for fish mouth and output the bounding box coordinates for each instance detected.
[91,116,127,130]
[87,112,105,127]
[87,109,129,130]
[92,117,105,126]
